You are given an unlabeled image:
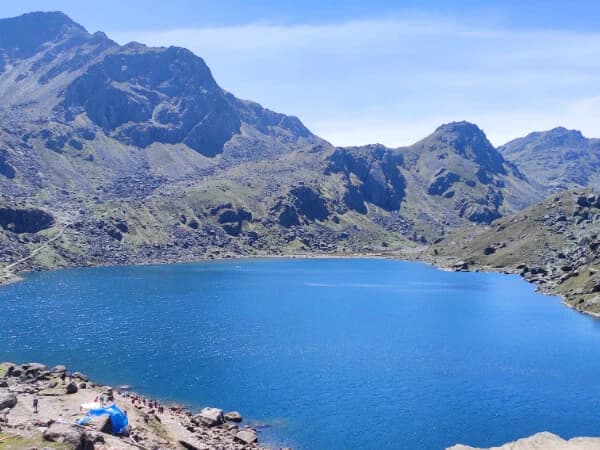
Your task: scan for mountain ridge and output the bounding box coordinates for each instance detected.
[0,11,598,290]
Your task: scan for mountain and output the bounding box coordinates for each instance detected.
[499,127,600,192]
[425,189,600,316]
[0,11,549,278]
[327,122,541,231]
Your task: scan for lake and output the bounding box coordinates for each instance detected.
[2,258,600,449]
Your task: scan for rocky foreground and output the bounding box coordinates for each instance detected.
[448,432,600,449]
[0,362,276,450]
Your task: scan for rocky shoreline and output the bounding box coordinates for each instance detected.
[419,189,600,319]
[0,362,277,450]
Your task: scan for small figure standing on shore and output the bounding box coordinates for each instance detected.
[33,396,39,413]
[60,372,66,384]
[99,393,105,407]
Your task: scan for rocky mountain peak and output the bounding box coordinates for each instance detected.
[433,120,484,138]
[417,120,506,176]
[0,11,88,60]
[430,121,494,152]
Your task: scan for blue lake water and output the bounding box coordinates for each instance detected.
[2,258,600,449]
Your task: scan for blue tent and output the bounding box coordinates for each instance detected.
[80,404,129,435]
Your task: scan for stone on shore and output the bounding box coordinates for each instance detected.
[234,429,258,445]
[66,381,78,394]
[51,364,66,374]
[447,431,600,449]
[193,407,225,427]
[0,393,17,409]
[72,371,89,382]
[24,362,48,372]
[224,411,242,422]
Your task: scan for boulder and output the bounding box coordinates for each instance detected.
[224,411,242,422]
[43,423,83,445]
[24,362,48,372]
[193,407,224,427]
[0,393,17,410]
[72,372,89,382]
[234,429,258,445]
[66,381,78,394]
[483,246,496,255]
[51,365,67,374]
[453,261,469,271]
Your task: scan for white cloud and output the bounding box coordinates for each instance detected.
[109,16,600,147]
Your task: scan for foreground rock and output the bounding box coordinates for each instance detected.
[0,392,17,409]
[194,406,225,427]
[235,429,258,445]
[0,362,271,449]
[448,431,600,449]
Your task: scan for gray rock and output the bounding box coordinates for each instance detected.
[71,371,89,382]
[24,362,48,372]
[193,407,224,427]
[224,411,242,422]
[0,393,17,410]
[65,381,78,394]
[234,429,258,445]
[51,365,66,374]
[43,422,83,444]
[453,261,469,271]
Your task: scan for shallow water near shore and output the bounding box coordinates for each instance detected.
[3,258,600,449]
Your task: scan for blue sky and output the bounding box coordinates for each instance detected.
[3,1,600,146]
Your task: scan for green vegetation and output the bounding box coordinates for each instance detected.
[0,432,69,450]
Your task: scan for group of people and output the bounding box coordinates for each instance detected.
[122,391,164,414]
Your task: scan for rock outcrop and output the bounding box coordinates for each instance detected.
[0,207,54,233]
[326,145,406,213]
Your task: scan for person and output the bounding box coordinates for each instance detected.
[60,371,66,384]
[33,397,39,413]
[99,394,105,407]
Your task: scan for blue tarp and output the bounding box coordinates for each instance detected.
[82,404,128,435]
